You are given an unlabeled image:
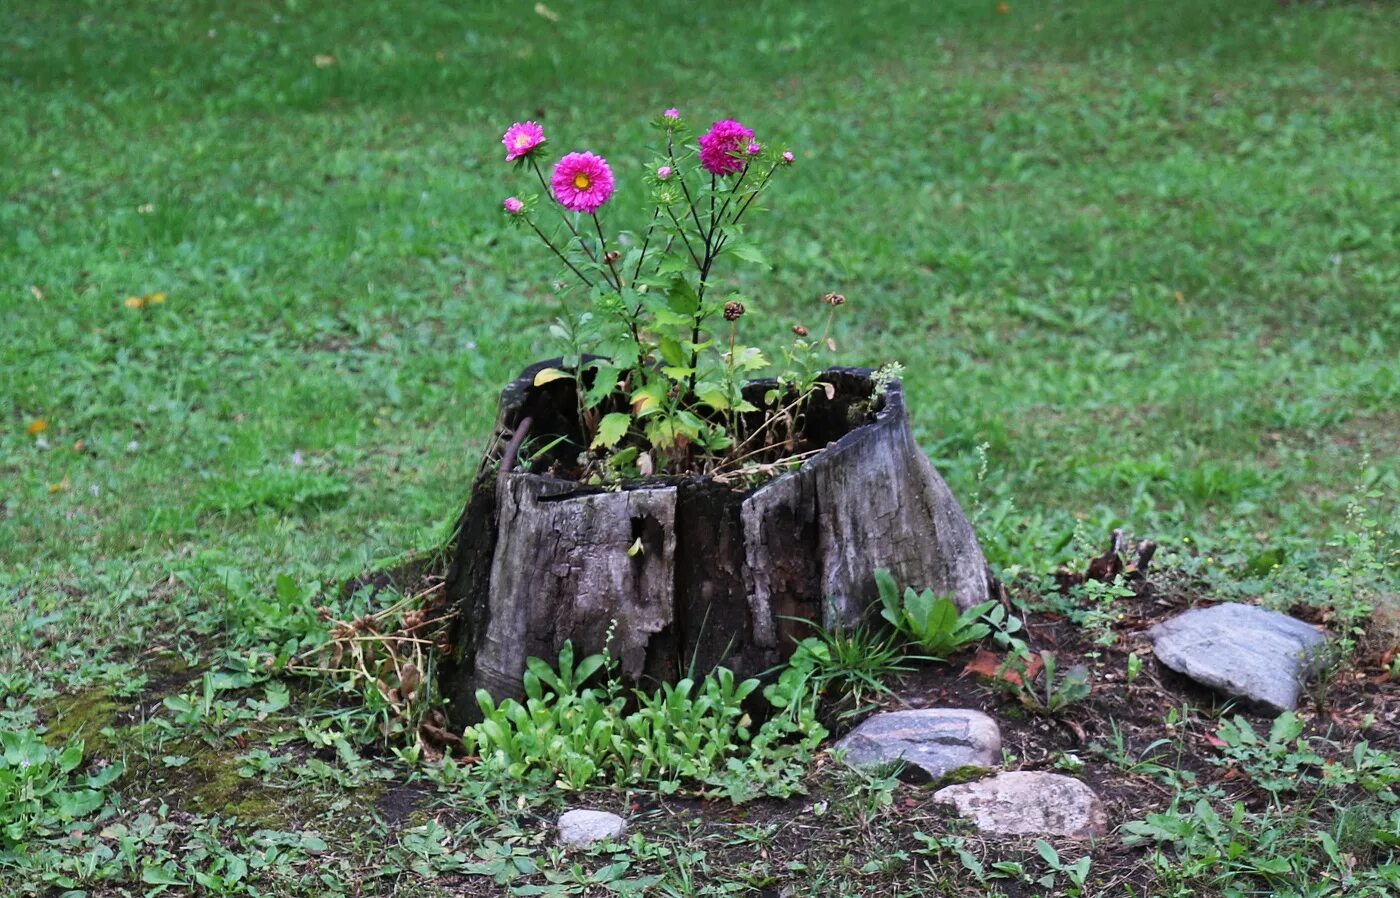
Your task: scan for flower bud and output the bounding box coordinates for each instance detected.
[657,165,673,181]
[821,292,846,306]
[781,151,795,165]
[503,196,524,215]
[792,324,809,337]
[746,141,762,156]
[723,300,746,321]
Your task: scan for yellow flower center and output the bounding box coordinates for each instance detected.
[514,134,532,149]
[573,173,591,190]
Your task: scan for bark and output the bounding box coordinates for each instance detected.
[440,361,992,726]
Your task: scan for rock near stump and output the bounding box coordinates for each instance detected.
[1148,602,1327,714]
[933,771,1107,838]
[834,709,1001,782]
[557,809,627,848]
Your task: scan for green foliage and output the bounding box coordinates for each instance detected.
[763,623,912,721]
[1211,713,1324,800]
[463,642,821,800]
[2,0,1399,894]
[506,117,841,479]
[875,569,995,656]
[0,730,120,851]
[1006,651,1092,716]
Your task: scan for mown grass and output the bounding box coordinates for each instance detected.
[2,1,1398,895]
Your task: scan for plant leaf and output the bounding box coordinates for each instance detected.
[533,367,572,387]
[591,412,631,450]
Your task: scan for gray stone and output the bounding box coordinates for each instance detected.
[934,771,1107,837]
[1148,602,1327,714]
[556,809,627,848]
[834,708,1001,782]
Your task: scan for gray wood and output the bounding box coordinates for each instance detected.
[441,363,993,725]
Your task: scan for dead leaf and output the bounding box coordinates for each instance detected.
[962,648,1043,687]
[534,2,559,22]
[314,54,337,68]
[400,663,421,695]
[27,419,48,436]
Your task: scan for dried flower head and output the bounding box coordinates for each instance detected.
[502,121,547,162]
[791,324,809,337]
[821,292,846,306]
[604,250,621,264]
[699,119,755,176]
[723,300,746,321]
[551,152,616,214]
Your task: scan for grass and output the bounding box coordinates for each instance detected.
[2,0,1398,895]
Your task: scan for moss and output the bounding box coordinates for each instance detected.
[40,688,124,755]
[182,752,287,828]
[931,764,993,787]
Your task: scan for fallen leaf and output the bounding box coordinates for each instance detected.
[314,54,337,68]
[49,476,70,494]
[123,296,144,310]
[144,291,167,305]
[534,2,559,22]
[27,419,48,436]
[29,285,44,300]
[996,2,1011,13]
[962,648,1043,687]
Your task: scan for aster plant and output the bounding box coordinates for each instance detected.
[498,112,842,483]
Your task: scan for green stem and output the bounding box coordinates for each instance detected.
[524,216,595,289]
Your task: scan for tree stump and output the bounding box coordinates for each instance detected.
[439,360,993,726]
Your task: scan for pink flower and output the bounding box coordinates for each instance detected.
[782,150,795,165]
[502,121,546,161]
[747,141,762,156]
[656,165,673,181]
[503,197,524,214]
[698,119,755,176]
[663,107,680,120]
[551,152,615,214]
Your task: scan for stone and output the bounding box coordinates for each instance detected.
[1148,602,1327,714]
[833,708,1001,782]
[933,771,1107,837]
[556,809,627,848]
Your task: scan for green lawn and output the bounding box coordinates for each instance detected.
[2,1,1398,895]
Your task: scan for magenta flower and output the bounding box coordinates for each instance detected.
[656,165,673,181]
[551,152,616,214]
[663,107,680,120]
[698,119,755,176]
[502,121,546,162]
[782,150,795,165]
[503,197,524,214]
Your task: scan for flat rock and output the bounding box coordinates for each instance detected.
[933,771,1107,837]
[834,708,1001,782]
[557,809,627,848]
[1148,602,1327,714]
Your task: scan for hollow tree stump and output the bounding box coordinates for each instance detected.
[439,361,993,726]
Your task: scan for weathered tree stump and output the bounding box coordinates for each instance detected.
[439,360,992,726]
